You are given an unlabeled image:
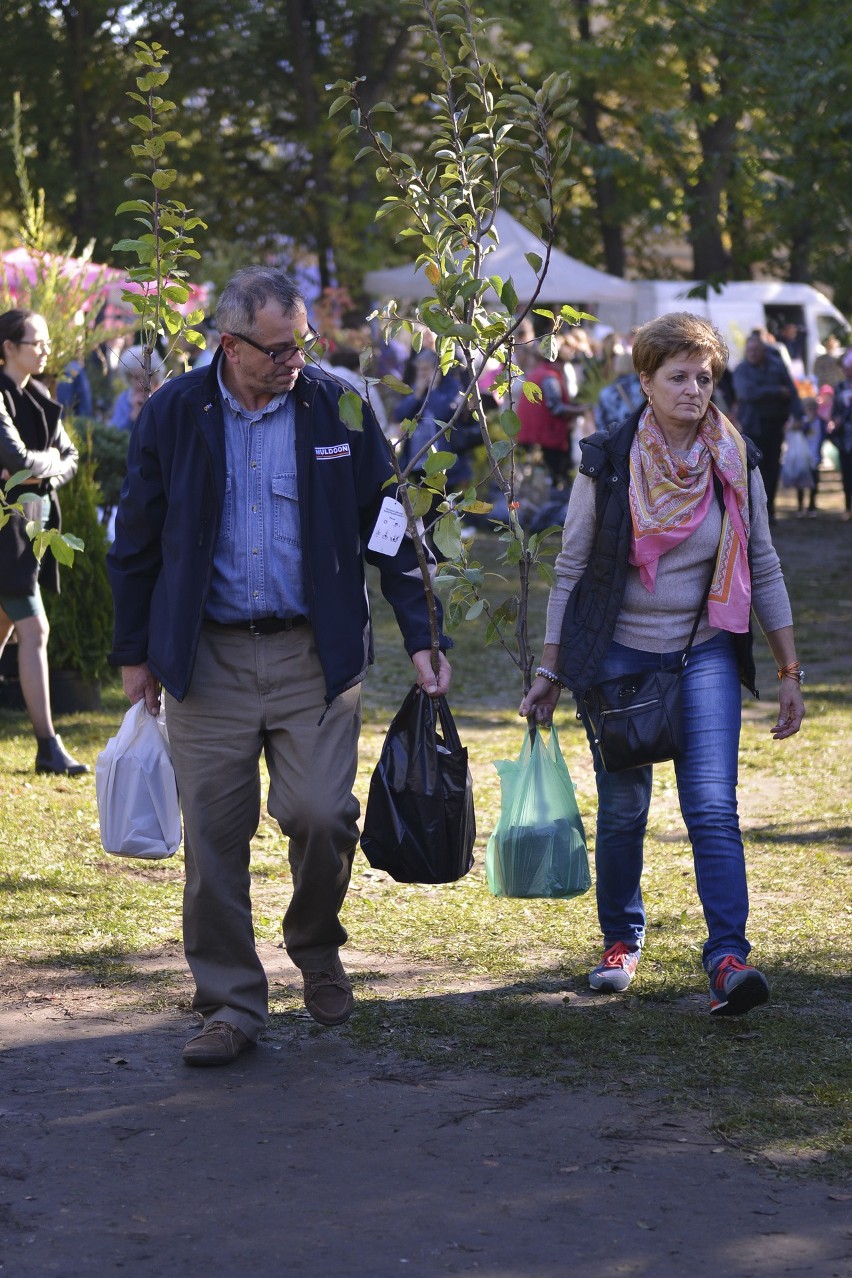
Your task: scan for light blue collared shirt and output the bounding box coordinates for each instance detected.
[204,365,308,622]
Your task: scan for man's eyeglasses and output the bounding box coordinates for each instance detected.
[227,325,321,365]
[17,339,52,352]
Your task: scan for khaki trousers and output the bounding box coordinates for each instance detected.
[165,623,361,1039]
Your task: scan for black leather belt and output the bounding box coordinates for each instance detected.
[206,615,309,635]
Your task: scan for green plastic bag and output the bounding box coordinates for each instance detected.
[822,439,841,472]
[486,726,591,899]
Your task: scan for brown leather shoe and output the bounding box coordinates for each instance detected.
[181,1021,254,1067]
[302,958,354,1026]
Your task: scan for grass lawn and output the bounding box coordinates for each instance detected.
[1,482,850,1178]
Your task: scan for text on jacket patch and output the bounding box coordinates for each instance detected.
[314,443,351,459]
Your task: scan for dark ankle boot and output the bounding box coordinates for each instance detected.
[35,735,89,776]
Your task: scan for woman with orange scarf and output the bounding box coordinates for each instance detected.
[520,313,804,1017]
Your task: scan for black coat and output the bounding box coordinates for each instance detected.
[0,372,78,597]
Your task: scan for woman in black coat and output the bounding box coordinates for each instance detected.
[0,309,87,774]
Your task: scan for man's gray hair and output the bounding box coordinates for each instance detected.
[215,267,305,336]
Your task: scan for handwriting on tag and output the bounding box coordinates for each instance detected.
[367,496,407,555]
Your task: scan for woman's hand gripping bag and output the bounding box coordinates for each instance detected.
[486,726,590,899]
[96,700,182,859]
[360,685,475,884]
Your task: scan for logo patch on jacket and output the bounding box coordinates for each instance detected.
[314,443,351,460]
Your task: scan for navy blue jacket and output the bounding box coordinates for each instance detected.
[107,355,447,703]
[556,410,760,697]
[732,347,802,439]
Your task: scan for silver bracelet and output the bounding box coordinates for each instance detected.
[536,665,565,688]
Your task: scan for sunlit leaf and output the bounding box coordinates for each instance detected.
[381,374,412,395]
[338,391,364,431]
[406,485,433,520]
[424,450,456,478]
[433,514,464,561]
[116,199,153,215]
[500,408,521,437]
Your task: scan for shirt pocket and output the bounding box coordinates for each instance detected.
[272,471,301,547]
[217,473,233,543]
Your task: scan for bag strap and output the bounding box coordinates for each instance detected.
[435,694,463,752]
[681,571,714,666]
[681,474,726,668]
[404,686,464,754]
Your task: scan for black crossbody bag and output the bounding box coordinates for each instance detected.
[580,584,711,773]
[580,483,724,774]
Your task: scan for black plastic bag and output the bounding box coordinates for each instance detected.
[360,685,475,883]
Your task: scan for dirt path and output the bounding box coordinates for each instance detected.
[2,941,851,1278]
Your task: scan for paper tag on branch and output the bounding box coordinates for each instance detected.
[368,496,407,556]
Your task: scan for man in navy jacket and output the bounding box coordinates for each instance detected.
[108,267,451,1066]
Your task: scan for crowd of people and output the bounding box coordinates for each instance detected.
[499,317,852,526]
[16,299,852,539]
[356,312,851,533]
[2,299,848,786]
[1,281,843,1061]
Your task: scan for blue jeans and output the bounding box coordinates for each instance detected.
[578,632,750,973]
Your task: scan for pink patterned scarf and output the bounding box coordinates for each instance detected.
[628,403,751,632]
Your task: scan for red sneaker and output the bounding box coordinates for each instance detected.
[588,941,640,992]
[709,955,769,1016]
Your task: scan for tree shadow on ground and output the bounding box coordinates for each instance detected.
[2,1006,849,1278]
[745,822,852,849]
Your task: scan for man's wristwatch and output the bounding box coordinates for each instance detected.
[777,661,805,686]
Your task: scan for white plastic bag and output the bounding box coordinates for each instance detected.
[96,701,182,859]
[781,429,814,489]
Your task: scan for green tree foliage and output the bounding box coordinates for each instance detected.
[493,0,852,305]
[331,0,581,695]
[0,2,436,296]
[112,39,207,384]
[747,0,852,296]
[140,0,436,292]
[0,3,147,251]
[2,0,851,307]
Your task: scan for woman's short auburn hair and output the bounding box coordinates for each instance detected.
[631,311,729,382]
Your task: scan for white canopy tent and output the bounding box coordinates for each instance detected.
[362,209,635,307]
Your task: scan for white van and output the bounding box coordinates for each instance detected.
[594,280,850,376]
